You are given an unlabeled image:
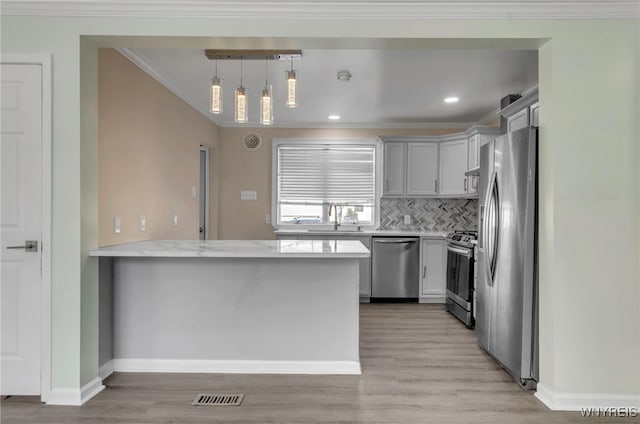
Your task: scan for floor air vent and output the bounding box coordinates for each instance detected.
[192,393,244,406]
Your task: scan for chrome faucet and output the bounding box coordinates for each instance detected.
[328,203,340,230]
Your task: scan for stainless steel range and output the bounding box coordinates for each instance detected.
[445,230,477,328]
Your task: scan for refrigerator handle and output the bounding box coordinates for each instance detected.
[482,171,498,287]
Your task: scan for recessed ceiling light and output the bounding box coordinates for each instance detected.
[328,115,341,120]
[444,97,459,103]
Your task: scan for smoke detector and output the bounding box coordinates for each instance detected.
[336,70,352,82]
[242,132,262,151]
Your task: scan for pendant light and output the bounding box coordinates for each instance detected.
[209,59,223,114]
[234,56,248,123]
[286,57,297,108]
[260,57,273,125]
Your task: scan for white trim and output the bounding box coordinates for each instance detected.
[199,146,210,240]
[419,296,446,304]
[219,121,472,130]
[98,360,114,380]
[113,359,362,375]
[115,48,220,126]
[1,1,638,19]
[535,383,640,411]
[0,53,53,404]
[47,378,105,406]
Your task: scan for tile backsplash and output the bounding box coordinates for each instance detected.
[379,198,478,231]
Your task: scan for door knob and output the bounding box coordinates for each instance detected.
[6,240,38,252]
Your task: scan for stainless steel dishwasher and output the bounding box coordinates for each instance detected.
[371,237,420,301]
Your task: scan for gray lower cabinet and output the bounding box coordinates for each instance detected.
[419,238,446,303]
[276,234,372,301]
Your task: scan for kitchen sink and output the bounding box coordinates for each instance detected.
[306,227,363,233]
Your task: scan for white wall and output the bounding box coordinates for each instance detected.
[1,14,638,408]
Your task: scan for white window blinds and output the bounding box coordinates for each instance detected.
[277,145,376,205]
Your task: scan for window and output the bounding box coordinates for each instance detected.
[273,139,379,227]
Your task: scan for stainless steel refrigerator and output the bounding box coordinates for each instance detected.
[476,126,538,389]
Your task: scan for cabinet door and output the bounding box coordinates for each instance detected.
[467,175,479,196]
[383,143,405,196]
[406,142,438,196]
[507,108,529,132]
[420,239,446,303]
[438,138,468,196]
[530,102,539,127]
[467,135,479,170]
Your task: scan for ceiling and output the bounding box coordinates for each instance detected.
[125,47,538,128]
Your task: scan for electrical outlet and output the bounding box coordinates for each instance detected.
[113,216,121,234]
[265,214,271,224]
[139,215,146,232]
[404,215,411,225]
[241,191,257,201]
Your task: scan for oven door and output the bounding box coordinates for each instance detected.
[445,242,474,308]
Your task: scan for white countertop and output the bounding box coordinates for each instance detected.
[89,239,370,258]
[274,229,448,238]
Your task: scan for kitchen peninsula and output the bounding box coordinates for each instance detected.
[91,239,369,376]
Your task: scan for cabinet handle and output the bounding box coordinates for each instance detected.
[422,266,426,278]
[434,180,438,192]
[464,178,468,191]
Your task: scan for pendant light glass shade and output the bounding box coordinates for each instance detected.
[209,76,223,114]
[286,69,297,108]
[234,86,247,123]
[260,86,273,125]
[234,57,247,123]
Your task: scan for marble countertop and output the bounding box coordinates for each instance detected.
[89,239,370,258]
[274,228,449,238]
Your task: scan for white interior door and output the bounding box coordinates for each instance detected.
[1,64,43,395]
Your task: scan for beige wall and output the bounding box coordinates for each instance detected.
[98,48,220,246]
[218,127,460,239]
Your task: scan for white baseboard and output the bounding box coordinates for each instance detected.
[99,360,114,380]
[113,359,362,375]
[419,296,446,304]
[536,383,640,411]
[47,377,105,406]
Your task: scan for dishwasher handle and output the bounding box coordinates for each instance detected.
[373,238,417,244]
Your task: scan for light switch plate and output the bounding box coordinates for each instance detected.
[265,214,271,224]
[241,191,257,201]
[139,215,146,232]
[172,215,178,226]
[404,215,411,225]
[114,216,121,234]
[191,186,197,199]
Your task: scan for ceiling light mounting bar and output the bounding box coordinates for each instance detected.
[205,49,302,61]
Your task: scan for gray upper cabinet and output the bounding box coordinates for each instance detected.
[465,126,500,196]
[382,139,439,197]
[406,142,439,196]
[382,143,405,196]
[438,136,468,196]
[502,87,539,132]
[530,102,539,126]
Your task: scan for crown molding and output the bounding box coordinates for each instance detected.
[2,1,639,19]
[217,121,472,130]
[115,48,222,126]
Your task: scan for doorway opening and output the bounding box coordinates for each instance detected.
[199,146,210,240]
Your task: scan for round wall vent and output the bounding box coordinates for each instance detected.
[242,132,262,151]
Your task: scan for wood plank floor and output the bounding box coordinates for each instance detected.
[1,304,624,423]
